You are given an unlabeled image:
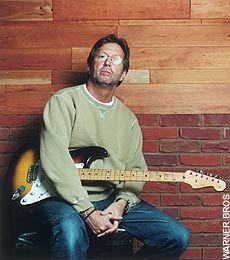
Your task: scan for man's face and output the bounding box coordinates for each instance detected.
[89,43,127,89]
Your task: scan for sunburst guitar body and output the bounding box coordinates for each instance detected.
[6,144,227,206]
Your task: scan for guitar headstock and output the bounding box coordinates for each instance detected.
[183,170,226,192]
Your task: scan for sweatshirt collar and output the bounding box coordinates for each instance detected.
[82,84,115,109]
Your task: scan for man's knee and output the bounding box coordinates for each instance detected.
[52,216,89,258]
[171,223,190,253]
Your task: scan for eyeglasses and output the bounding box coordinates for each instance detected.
[95,52,123,66]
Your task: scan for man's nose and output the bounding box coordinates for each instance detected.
[104,57,112,65]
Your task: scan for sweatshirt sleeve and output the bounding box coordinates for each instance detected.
[115,118,147,211]
[40,95,94,212]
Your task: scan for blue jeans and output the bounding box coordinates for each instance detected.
[31,195,190,260]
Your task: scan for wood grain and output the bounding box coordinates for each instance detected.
[52,70,150,85]
[130,47,230,69]
[151,69,230,84]
[53,0,190,20]
[0,70,51,85]
[124,70,150,83]
[0,49,71,70]
[119,19,202,25]
[191,0,230,18]
[0,0,53,21]
[202,19,230,25]
[0,86,5,112]
[52,71,87,85]
[5,85,53,114]
[4,83,230,114]
[116,83,230,114]
[118,25,230,46]
[0,23,116,48]
[72,48,91,70]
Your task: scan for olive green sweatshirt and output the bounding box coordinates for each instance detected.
[40,84,147,212]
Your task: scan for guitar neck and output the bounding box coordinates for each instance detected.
[78,168,184,182]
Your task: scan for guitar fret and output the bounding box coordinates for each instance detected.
[79,169,184,182]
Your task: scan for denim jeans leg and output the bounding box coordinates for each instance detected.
[119,201,190,260]
[34,199,89,260]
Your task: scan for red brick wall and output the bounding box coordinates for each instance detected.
[1,1,230,259]
[138,114,229,259]
[1,113,228,259]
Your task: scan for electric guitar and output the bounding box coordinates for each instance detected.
[7,144,226,206]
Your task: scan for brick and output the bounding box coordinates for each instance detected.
[145,154,178,166]
[162,207,179,218]
[203,221,222,233]
[0,154,10,167]
[225,128,230,138]
[0,141,23,153]
[162,194,202,206]
[28,115,43,126]
[0,166,7,178]
[181,247,202,260]
[143,140,158,153]
[202,141,230,152]
[137,114,158,126]
[160,140,200,153]
[182,220,202,233]
[180,128,221,140]
[142,127,178,139]
[180,154,221,166]
[0,115,28,126]
[203,194,222,206]
[190,234,222,247]
[203,247,222,260]
[223,154,230,165]
[9,127,40,141]
[207,168,230,180]
[160,114,200,126]
[144,182,180,193]
[181,207,222,219]
[203,114,230,126]
[0,128,9,140]
[140,193,160,206]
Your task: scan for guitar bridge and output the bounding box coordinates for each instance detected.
[27,161,40,183]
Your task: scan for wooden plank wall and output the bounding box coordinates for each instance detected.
[0,2,230,260]
[0,0,230,114]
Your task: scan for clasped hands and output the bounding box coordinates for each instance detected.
[82,199,127,237]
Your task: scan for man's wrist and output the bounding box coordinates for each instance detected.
[116,198,128,212]
[81,207,95,219]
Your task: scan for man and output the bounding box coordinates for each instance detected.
[37,34,190,259]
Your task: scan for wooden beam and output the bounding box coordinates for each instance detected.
[191,0,230,18]
[116,83,230,114]
[0,85,5,112]
[118,25,230,46]
[5,85,53,114]
[0,70,51,85]
[130,47,230,69]
[53,0,190,20]
[119,19,202,25]
[0,0,53,21]
[0,23,116,48]
[151,69,230,84]
[0,49,71,70]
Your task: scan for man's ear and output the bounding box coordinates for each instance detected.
[119,71,127,81]
[87,66,91,75]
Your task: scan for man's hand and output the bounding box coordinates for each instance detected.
[98,199,127,237]
[83,199,127,237]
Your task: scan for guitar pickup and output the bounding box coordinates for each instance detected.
[27,164,39,183]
